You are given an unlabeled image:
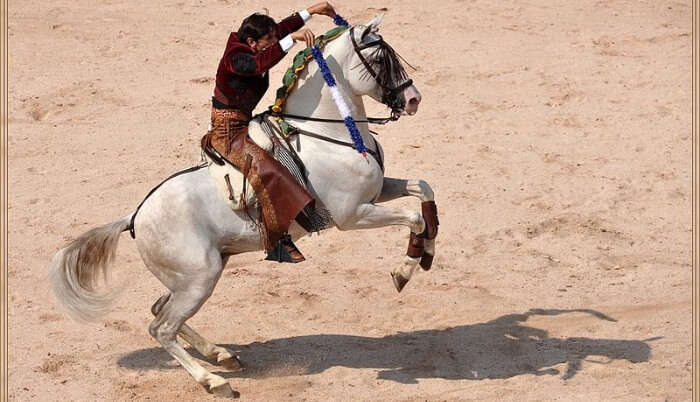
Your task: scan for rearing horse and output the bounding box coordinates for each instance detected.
[50,15,438,396]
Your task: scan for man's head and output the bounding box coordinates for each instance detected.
[238,13,278,53]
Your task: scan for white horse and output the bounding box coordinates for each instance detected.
[50,16,438,396]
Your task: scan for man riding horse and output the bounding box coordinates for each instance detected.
[202,2,337,263]
[52,12,436,394]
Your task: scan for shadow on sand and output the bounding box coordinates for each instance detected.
[118,308,659,383]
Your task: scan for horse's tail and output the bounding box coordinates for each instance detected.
[50,215,132,322]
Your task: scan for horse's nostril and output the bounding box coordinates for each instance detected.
[405,97,420,115]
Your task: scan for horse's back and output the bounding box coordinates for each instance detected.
[132,168,255,253]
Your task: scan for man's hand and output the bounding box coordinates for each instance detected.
[307,2,336,18]
[291,28,316,48]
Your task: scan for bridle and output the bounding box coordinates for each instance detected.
[349,26,414,118]
[265,25,415,164]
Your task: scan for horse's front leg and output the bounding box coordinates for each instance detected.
[375,177,434,203]
[375,177,439,273]
[336,203,429,293]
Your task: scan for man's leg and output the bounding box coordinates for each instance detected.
[206,108,313,262]
[241,137,314,262]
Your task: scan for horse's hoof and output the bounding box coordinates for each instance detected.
[391,272,409,293]
[420,253,433,271]
[209,381,236,398]
[219,354,245,372]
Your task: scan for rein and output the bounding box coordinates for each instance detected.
[269,110,398,125]
[292,125,385,172]
[260,111,385,172]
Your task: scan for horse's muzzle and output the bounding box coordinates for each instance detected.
[402,85,422,116]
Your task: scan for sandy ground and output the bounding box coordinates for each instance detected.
[6,0,693,400]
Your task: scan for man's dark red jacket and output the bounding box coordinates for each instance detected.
[214,13,304,115]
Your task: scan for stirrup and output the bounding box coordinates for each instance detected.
[265,235,306,263]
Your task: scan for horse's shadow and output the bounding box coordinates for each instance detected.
[118,308,658,384]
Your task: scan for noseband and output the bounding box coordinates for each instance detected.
[349,26,413,117]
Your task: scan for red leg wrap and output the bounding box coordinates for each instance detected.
[421,201,439,240]
[406,232,425,258]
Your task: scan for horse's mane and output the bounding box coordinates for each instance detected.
[355,39,414,89]
[271,26,348,113]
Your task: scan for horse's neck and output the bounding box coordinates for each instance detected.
[283,39,370,137]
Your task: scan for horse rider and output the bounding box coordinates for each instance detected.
[201,2,337,263]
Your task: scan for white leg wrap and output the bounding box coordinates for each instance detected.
[396,255,420,280]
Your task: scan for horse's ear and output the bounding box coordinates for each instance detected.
[366,14,384,30]
[358,24,371,42]
[358,14,383,41]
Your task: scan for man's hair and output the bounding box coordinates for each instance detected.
[237,13,277,44]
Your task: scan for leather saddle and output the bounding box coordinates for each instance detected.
[201,117,275,211]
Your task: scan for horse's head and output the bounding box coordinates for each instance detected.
[340,15,422,117]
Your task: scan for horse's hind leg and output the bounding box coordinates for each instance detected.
[151,294,244,371]
[148,254,233,396]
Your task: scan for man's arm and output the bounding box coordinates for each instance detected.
[275,10,310,39]
[226,2,339,76]
[226,46,287,77]
[276,3,337,50]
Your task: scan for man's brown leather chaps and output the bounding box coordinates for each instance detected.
[202,107,314,250]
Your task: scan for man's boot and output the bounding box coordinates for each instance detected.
[265,234,305,263]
